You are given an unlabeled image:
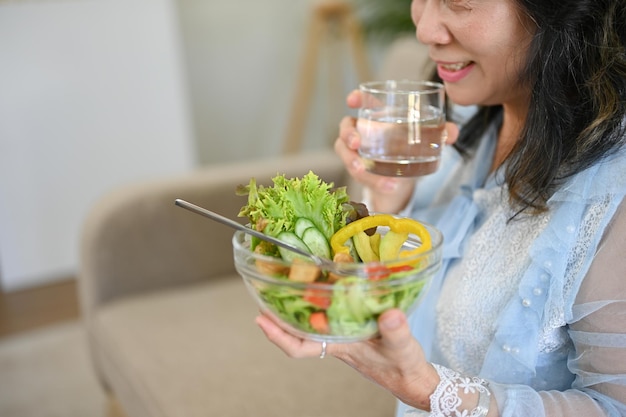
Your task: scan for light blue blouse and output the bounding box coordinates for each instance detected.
[395,121,626,417]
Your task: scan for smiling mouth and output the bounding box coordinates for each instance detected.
[440,61,473,71]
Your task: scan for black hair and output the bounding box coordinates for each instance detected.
[454,0,626,213]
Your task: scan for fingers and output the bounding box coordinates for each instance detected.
[334,119,417,213]
[334,117,399,189]
[255,310,414,363]
[334,118,374,185]
[255,314,324,359]
[334,116,366,179]
[335,139,405,195]
[377,309,413,350]
[338,116,360,151]
[346,89,362,108]
[445,122,459,145]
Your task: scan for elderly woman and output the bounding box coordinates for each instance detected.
[257,0,626,416]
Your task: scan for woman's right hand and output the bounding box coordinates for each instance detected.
[334,90,459,214]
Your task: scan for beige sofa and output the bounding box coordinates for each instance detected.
[78,150,399,417]
[78,36,433,417]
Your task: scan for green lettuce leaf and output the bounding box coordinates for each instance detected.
[237,171,349,241]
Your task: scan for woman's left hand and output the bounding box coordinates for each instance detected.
[255,309,440,411]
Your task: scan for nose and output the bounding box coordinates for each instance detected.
[411,0,451,45]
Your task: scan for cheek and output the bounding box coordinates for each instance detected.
[410,0,423,27]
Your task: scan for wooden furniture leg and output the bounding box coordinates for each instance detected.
[283,0,372,154]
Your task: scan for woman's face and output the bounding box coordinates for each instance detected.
[411,0,535,108]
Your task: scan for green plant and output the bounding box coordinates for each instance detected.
[352,0,415,42]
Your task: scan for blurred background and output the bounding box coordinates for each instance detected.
[0,0,414,294]
[0,0,415,415]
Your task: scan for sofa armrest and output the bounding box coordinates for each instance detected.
[78,150,349,319]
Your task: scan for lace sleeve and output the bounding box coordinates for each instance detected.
[544,199,626,415]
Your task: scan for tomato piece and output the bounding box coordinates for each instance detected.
[309,311,330,334]
[365,264,390,281]
[303,288,332,309]
[365,264,413,280]
[389,265,413,273]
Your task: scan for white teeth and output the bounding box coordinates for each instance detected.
[441,62,470,71]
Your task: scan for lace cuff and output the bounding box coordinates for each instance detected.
[430,364,491,417]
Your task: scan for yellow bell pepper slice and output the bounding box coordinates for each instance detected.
[352,230,379,262]
[330,214,431,260]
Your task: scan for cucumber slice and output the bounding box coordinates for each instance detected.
[276,231,311,262]
[294,217,317,238]
[301,227,331,259]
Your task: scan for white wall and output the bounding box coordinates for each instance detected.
[176,0,363,164]
[0,0,373,292]
[0,0,194,291]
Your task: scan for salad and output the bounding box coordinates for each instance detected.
[236,171,436,340]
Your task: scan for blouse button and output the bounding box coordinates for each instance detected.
[522,298,532,307]
[566,225,576,234]
[540,273,549,282]
[543,260,553,270]
[511,347,520,355]
[502,344,511,353]
[533,287,543,296]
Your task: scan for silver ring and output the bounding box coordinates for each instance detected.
[319,341,327,359]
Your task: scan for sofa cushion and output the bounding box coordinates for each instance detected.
[91,277,395,417]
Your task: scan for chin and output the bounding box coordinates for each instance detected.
[442,86,470,105]
[444,85,503,108]
[446,93,481,108]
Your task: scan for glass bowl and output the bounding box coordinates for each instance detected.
[232,222,443,343]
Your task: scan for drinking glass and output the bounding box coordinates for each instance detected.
[357,80,446,177]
